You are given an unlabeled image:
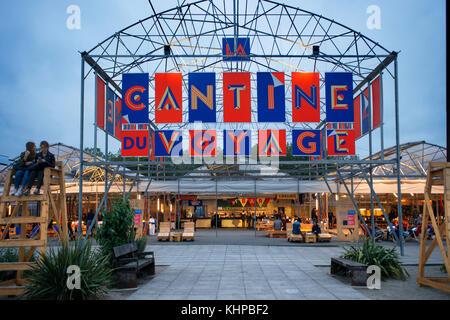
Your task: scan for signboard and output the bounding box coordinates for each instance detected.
[121,128,149,157]
[223,72,251,122]
[327,129,355,156]
[122,73,149,125]
[347,210,356,226]
[188,73,216,122]
[96,75,106,130]
[155,130,183,157]
[189,130,217,156]
[258,130,286,156]
[155,73,182,123]
[223,130,251,156]
[177,195,198,200]
[292,130,321,156]
[257,72,285,122]
[276,194,298,200]
[292,72,320,123]
[189,200,203,207]
[222,37,250,61]
[325,72,354,123]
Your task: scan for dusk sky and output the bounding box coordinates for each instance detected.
[0,0,446,162]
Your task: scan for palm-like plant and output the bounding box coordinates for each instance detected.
[341,239,409,280]
[23,241,113,300]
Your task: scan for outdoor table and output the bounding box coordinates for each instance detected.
[171,232,182,242]
[304,233,317,243]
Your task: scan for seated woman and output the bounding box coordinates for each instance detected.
[22,141,55,195]
[13,142,36,196]
[312,221,321,240]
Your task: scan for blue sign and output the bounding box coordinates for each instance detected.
[223,130,251,156]
[292,130,321,156]
[154,130,183,157]
[325,72,354,123]
[257,72,286,122]
[105,87,115,136]
[222,38,250,61]
[188,73,216,123]
[122,73,149,124]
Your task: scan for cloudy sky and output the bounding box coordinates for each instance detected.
[0,0,446,163]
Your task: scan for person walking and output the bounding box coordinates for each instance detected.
[85,209,95,237]
[273,215,282,231]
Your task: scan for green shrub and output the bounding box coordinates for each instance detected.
[341,238,409,280]
[136,236,148,255]
[23,241,113,300]
[96,197,136,262]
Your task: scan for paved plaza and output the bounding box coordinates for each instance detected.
[125,229,448,300]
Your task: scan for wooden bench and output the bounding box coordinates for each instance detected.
[113,242,155,289]
[318,233,333,242]
[287,233,304,242]
[267,230,286,238]
[330,257,368,286]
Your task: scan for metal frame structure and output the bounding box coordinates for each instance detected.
[78,0,405,253]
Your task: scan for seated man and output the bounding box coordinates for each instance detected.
[292,218,304,237]
[23,141,55,195]
[273,215,283,231]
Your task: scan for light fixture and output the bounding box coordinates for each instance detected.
[393,193,398,198]
[335,194,339,201]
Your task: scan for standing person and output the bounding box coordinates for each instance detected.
[311,208,318,224]
[85,209,95,237]
[328,211,334,229]
[192,210,197,231]
[149,216,156,235]
[13,142,37,196]
[23,141,55,195]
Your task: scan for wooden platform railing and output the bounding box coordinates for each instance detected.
[0,161,68,296]
[417,162,450,292]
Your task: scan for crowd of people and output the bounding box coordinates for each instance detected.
[11,141,55,196]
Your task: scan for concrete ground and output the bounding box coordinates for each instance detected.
[119,229,449,300]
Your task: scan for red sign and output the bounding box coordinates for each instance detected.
[327,129,355,156]
[155,73,182,123]
[292,72,320,123]
[176,195,198,200]
[353,95,362,139]
[96,75,106,130]
[121,130,149,157]
[223,72,251,122]
[189,130,217,156]
[372,76,381,129]
[258,130,286,156]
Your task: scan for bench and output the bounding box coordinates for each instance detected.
[267,230,286,238]
[318,233,332,242]
[113,242,155,289]
[287,233,304,242]
[330,257,368,286]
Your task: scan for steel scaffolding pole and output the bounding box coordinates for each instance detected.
[78,54,85,239]
[394,53,405,256]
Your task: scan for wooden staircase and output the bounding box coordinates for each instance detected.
[0,161,68,296]
[417,162,450,292]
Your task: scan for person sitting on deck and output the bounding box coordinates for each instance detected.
[273,215,282,231]
[22,141,55,195]
[13,141,37,196]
